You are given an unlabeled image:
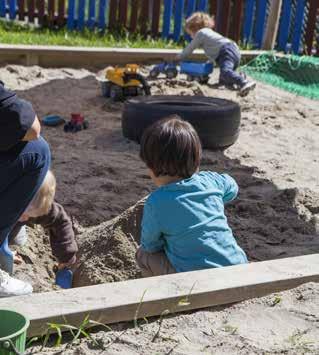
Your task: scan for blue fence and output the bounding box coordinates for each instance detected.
[0,0,318,55]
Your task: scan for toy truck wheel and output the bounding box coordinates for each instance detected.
[110,85,124,101]
[186,74,194,82]
[101,81,111,97]
[149,69,159,79]
[166,68,178,79]
[198,75,209,84]
[83,120,89,129]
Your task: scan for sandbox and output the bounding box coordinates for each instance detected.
[1,63,319,353]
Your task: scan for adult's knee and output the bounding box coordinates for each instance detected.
[21,137,51,172]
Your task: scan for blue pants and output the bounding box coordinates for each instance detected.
[216,43,246,87]
[0,137,51,273]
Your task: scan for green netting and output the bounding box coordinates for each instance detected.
[241,53,319,100]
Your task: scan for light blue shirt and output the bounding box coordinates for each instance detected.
[141,171,248,272]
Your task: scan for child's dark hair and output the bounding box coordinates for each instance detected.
[140,115,202,178]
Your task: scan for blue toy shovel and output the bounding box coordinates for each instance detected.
[54,267,73,289]
[0,237,14,275]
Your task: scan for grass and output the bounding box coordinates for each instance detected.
[0,19,183,49]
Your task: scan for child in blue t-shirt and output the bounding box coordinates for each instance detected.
[136,115,247,277]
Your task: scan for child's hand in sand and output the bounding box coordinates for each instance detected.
[13,251,23,264]
[57,257,78,271]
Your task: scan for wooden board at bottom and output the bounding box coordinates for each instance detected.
[0,254,318,337]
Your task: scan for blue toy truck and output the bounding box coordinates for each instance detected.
[149,62,178,79]
[150,61,213,84]
[180,61,213,84]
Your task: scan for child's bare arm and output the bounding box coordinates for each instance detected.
[22,115,41,141]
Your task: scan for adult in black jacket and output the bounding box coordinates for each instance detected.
[0,81,51,297]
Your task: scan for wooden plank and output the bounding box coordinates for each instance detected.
[1,254,319,337]
[67,0,76,30]
[139,0,149,35]
[253,0,268,48]
[129,0,139,32]
[217,0,231,36]
[108,0,118,30]
[242,0,255,44]
[57,0,66,27]
[230,0,244,42]
[118,0,128,27]
[17,0,25,20]
[0,0,5,17]
[277,0,292,51]
[36,0,44,25]
[262,0,282,50]
[209,0,217,16]
[27,0,35,22]
[9,0,17,19]
[48,0,55,27]
[98,0,107,30]
[77,0,86,30]
[304,0,318,55]
[151,0,161,37]
[173,0,184,42]
[291,0,306,54]
[162,0,173,39]
[0,44,268,68]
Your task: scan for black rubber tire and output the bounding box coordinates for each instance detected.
[149,69,159,79]
[122,96,241,149]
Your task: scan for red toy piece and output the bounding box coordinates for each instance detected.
[64,113,89,132]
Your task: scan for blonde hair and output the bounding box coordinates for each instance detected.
[28,170,56,216]
[185,12,215,33]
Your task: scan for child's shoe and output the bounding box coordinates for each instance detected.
[238,81,256,97]
[0,269,33,297]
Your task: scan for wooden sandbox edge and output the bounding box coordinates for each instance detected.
[0,253,318,337]
[0,44,270,68]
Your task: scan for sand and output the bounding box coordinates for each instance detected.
[26,282,319,354]
[1,64,319,353]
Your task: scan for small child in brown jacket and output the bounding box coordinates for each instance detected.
[10,170,78,270]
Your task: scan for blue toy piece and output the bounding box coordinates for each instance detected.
[43,115,65,127]
[55,268,73,289]
[0,237,14,275]
[150,62,178,79]
[180,61,213,84]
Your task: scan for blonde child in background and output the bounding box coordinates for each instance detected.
[176,12,256,96]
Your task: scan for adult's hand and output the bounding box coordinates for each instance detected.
[22,115,41,141]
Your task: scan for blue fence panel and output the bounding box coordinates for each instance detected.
[292,0,306,54]
[88,0,96,29]
[277,0,292,51]
[254,0,267,48]
[173,0,185,41]
[9,0,16,19]
[197,0,208,11]
[78,0,86,30]
[186,0,196,17]
[162,0,173,39]
[242,0,255,44]
[0,0,5,17]
[67,0,76,30]
[98,0,107,29]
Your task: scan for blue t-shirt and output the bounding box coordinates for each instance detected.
[141,171,248,272]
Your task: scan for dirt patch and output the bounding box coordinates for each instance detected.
[1,64,318,292]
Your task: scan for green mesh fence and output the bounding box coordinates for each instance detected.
[241,53,319,100]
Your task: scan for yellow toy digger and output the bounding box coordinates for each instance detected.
[101,64,151,101]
